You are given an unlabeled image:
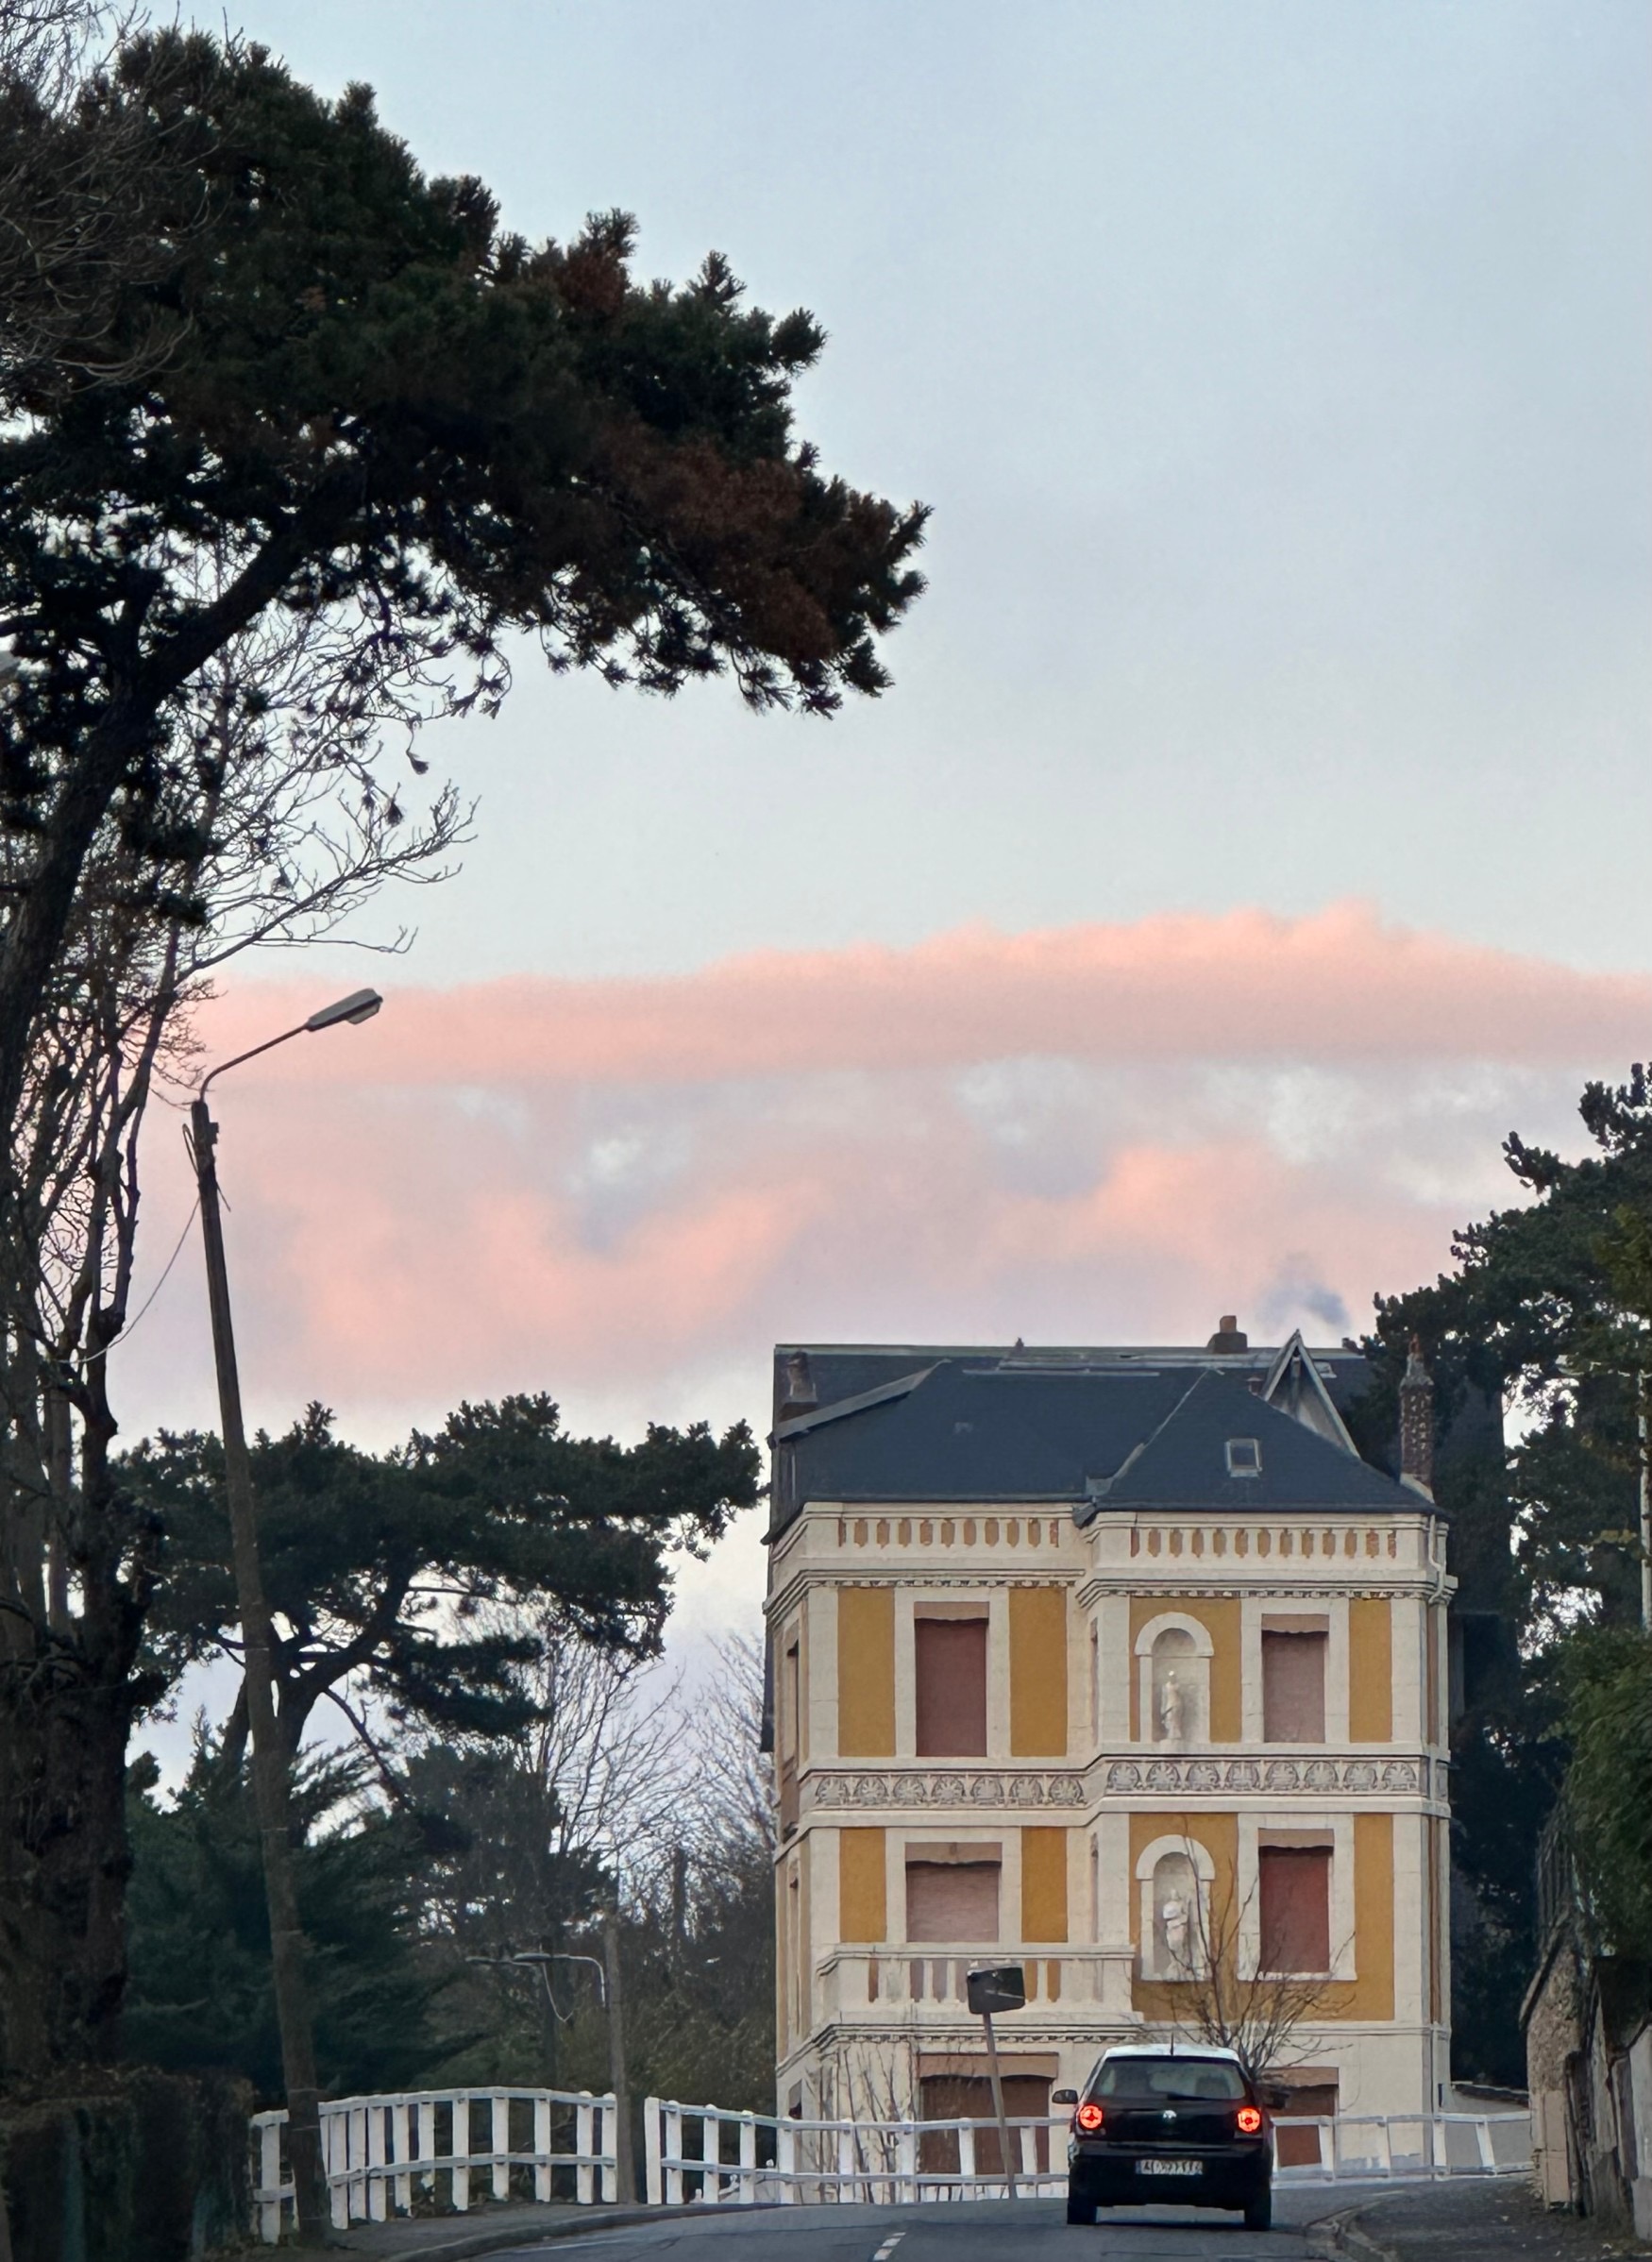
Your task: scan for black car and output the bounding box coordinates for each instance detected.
[1055,2045,1273,2231]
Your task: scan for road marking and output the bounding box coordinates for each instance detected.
[872,2238,905,2260]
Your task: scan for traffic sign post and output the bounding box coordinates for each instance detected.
[966,1964,1027,2199]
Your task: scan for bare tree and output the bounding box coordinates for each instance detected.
[685,1631,776,1878]
[0,2,209,398]
[1158,1844,1342,2089]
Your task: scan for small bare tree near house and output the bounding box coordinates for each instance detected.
[1159,1851,1343,2092]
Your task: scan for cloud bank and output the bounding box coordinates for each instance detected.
[125,904,1652,1449]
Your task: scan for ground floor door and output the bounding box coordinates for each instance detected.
[918,2073,1053,2175]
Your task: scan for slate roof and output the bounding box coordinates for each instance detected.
[1090,1368,1414,1513]
[767,1337,1421,1540]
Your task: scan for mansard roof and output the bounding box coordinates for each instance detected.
[767,1332,1421,1539]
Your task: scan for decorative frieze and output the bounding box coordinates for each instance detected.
[835,1512,1067,1552]
[809,1755,1432,1810]
[811,1769,1087,1810]
[1127,1523,1398,1562]
[1104,1755,1421,1796]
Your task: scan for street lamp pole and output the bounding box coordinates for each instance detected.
[600,1910,635,2202]
[1607,1362,1651,1634]
[189,988,381,2243]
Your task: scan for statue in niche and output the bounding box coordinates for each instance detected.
[1158,1667,1187,1745]
[1161,1892,1190,1972]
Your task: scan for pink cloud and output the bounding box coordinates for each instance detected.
[125,903,1646,1440]
[196,901,1652,1093]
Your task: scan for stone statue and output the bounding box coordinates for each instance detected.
[1161,1892,1190,1971]
[1159,1666,1187,1744]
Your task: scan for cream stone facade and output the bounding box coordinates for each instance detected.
[764,1328,1454,2135]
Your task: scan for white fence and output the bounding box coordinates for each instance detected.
[249,2091,1531,2236]
[645,2102,1064,2203]
[642,2102,1534,2206]
[250,2087,618,2240]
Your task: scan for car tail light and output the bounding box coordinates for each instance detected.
[1075,2102,1104,2133]
[1236,2105,1263,2134]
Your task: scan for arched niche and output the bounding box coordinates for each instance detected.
[1135,1833,1216,1981]
[1134,1612,1213,1747]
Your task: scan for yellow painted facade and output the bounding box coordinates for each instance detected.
[1020,1827,1070,1943]
[1349,1597,1394,1741]
[839,1829,887,1943]
[836,1587,895,1756]
[1009,1586,1069,1756]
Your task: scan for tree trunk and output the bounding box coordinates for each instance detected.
[0,1311,158,2079]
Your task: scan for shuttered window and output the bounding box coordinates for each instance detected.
[916,1616,988,1757]
[919,2076,1051,2174]
[1258,1846,1331,1973]
[1262,1629,1327,1742]
[905,1859,1000,1942]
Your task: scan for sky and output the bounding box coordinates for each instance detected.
[132,0,1651,1675]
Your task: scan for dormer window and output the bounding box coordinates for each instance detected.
[1226,1437,1262,1477]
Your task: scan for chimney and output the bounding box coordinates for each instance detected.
[1399,1336,1435,1497]
[777,1350,818,1423]
[1206,1313,1249,1355]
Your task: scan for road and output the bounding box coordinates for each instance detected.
[489,2190,1346,2259]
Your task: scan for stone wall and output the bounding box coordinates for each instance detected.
[0,2068,251,2262]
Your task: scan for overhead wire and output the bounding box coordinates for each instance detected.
[78,1193,201,1362]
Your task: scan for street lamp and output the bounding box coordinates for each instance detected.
[464,1950,608,2016]
[514,1949,609,2011]
[189,988,382,2244]
[464,1938,632,2196]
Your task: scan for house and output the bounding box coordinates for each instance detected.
[764,1320,1454,2142]
[1525,1810,1652,2235]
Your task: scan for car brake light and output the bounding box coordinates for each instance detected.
[1075,2102,1104,2132]
[1237,2105,1263,2134]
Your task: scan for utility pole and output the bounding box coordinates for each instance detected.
[601,1909,634,2201]
[1629,1384,1638,1637]
[191,1098,330,2241]
[187,990,380,2243]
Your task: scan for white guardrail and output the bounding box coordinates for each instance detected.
[250,2087,618,2240]
[250,2093,1532,2235]
[642,2104,1534,2205]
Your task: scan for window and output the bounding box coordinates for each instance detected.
[1093,2056,1246,2101]
[1262,1628,1327,1742]
[915,1614,988,1757]
[905,1852,1000,1942]
[1225,1437,1262,1477]
[1258,1845,1331,1974]
[919,2075,1051,2175]
[782,1635,801,1764]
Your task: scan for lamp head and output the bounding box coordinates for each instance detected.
[305,988,383,1033]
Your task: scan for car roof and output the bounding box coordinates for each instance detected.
[1095,2044,1244,2062]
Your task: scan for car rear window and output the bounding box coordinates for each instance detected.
[1090,2056,1247,2102]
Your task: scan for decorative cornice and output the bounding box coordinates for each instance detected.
[811,1769,1087,1811]
[1104,1755,1422,1797]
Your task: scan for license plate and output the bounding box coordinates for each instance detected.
[1138,2158,1203,2176]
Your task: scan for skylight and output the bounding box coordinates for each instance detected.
[1225,1437,1262,1477]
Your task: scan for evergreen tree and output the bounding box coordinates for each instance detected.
[131,1395,761,1763]
[0,21,921,2078]
[125,1746,450,2100]
[1369,1063,1652,2081]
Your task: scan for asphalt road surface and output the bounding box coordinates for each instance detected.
[489,2190,1342,2259]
